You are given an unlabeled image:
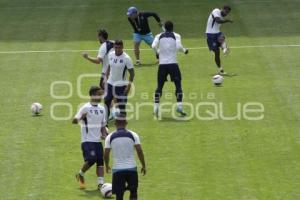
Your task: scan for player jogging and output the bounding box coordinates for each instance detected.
[104,115,146,200]
[152,21,188,118]
[205,5,233,75]
[82,28,114,89]
[105,40,134,119]
[127,6,162,66]
[72,86,108,190]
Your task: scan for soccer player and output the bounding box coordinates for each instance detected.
[127,6,162,65]
[205,5,233,75]
[105,40,134,119]
[152,21,188,117]
[104,115,146,200]
[72,86,108,190]
[82,28,114,89]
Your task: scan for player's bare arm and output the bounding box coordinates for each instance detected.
[125,68,135,95]
[106,65,110,79]
[100,127,108,139]
[82,52,103,64]
[72,113,87,124]
[135,144,146,175]
[104,148,111,173]
[215,17,233,24]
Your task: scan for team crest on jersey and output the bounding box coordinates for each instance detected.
[120,59,124,63]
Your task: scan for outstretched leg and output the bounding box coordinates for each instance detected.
[134,41,141,65]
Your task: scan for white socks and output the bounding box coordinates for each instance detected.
[177,102,183,110]
[79,169,84,176]
[98,177,104,185]
[112,106,120,117]
[154,103,159,113]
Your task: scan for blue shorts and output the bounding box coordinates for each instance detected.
[133,33,154,46]
[81,142,103,166]
[206,32,224,51]
[104,83,127,103]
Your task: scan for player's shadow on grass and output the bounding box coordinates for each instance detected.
[32,114,43,117]
[135,63,157,68]
[80,189,114,199]
[159,116,191,122]
[79,189,101,198]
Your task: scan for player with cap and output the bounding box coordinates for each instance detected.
[127,6,162,66]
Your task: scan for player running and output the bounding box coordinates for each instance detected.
[152,21,188,118]
[205,5,233,75]
[72,86,108,190]
[127,6,162,66]
[104,115,146,200]
[105,40,134,119]
[82,28,114,89]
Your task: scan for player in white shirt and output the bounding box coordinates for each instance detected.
[72,86,108,190]
[152,21,189,118]
[104,115,146,200]
[82,28,114,89]
[205,5,233,75]
[105,40,135,119]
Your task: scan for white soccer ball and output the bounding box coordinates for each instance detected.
[212,75,224,86]
[31,102,42,115]
[100,183,112,198]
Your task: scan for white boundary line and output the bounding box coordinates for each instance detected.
[0,44,300,54]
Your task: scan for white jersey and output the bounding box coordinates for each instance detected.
[206,8,223,34]
[74,102,106,143]
[107,51,134,86]
[152,31,186,65]
[97,40,114,75]
[105,129,140,170]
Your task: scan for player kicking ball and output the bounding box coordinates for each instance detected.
[72,86,108,190]
[205,5,233,75]
[152,21,188,118]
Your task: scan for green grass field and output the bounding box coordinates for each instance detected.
[1,0,300,199]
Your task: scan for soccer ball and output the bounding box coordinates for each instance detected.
[31,102,42,115]
[212,75,224,86]
[100,183,112,198]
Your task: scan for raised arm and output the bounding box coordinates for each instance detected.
[146,12,161,23]
[82,52,102,64]
[145,12,162,27]
[215,17,233,24]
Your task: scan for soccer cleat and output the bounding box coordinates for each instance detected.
[98,183,103,191]
[76,173,86,189]
[135,60,141,66]
[223,47,230,56]
[218,69,227,76]
[176,108,187,117]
